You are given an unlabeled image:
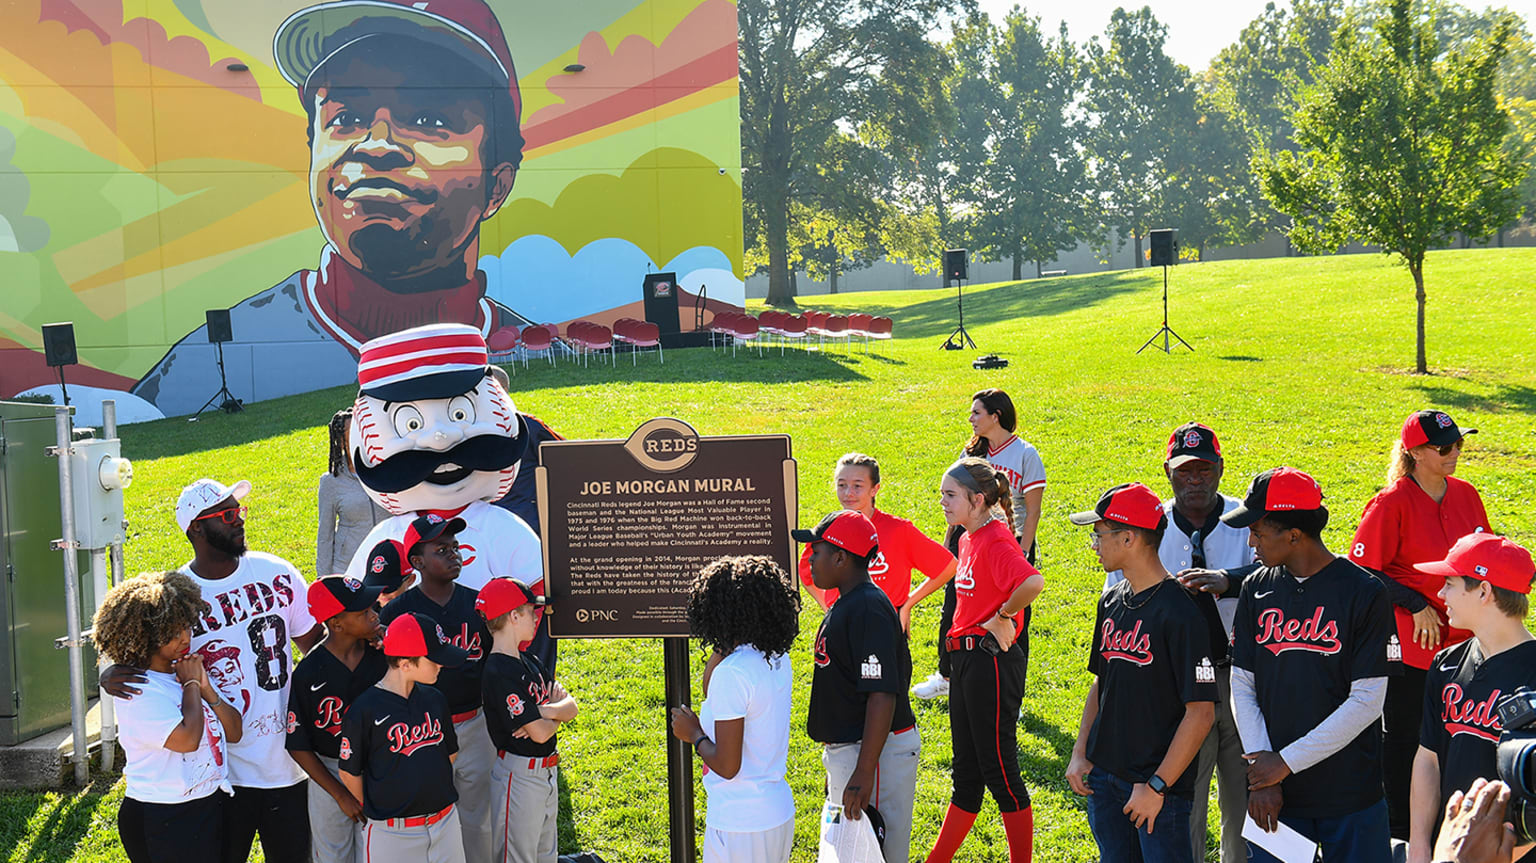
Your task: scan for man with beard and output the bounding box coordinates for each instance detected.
[105,478,326,863]
[132,0,528,417]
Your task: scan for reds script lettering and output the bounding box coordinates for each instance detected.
[1100,618,1154,666]
[315,696,345,736]
[1254,607,1342,656]
[813,634,830,668]
[387,711,444,755]
[1441,684,1503,743]
[448,622,483,661]
[193,573,299,635]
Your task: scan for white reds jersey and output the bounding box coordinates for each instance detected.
[345,500,543,591]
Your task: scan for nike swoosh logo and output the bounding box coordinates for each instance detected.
[310,683,325,691]
[1440,662,1458,672]
[374,716,390,726]
[1255,591,1275,599]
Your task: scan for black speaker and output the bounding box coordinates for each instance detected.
[206,309,233,344]
[944,249,968,281]
[1149,229,1178,267]
[42,322,77,367]
[641,272,681,334]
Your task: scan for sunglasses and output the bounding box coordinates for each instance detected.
[1434,440,1464,457]
[193,506,247,525]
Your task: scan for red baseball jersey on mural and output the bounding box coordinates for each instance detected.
[798,509,955,608]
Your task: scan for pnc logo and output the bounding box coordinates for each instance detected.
[622,418,701,473]
[575,608,618,624]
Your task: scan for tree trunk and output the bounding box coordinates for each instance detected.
[1012,255,1022,281]
[829,256,839,295]
[1411,258,1428,374]
[1133,230,1144,269]
[1035,260,1043,279]
[763,185,793,306]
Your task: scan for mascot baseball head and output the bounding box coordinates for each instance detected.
[350,323,525,514]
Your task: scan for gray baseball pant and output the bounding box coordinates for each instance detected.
[490,751,559,863]
[1191,665,1247,863]
[702,818,794,863]
[362,804,465,863]
[454,710,496,863]
[823,726,921,863]
[308,755,361,863]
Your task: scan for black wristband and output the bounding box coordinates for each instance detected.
[692,734,708,751]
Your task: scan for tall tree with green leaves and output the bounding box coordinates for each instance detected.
[1256,0,1523,373]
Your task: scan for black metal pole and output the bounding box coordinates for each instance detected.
[663,636,696,863]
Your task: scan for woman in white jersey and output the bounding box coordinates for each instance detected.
[915,388,1047,699]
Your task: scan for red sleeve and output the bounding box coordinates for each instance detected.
[988,536,1037,595]
[904,520,956,579]
[1349,490,1400,572]
[797,544,814,588]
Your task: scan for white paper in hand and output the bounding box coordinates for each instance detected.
[1242,813,1319,863]
[817,801,884,863]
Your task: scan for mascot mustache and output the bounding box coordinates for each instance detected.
[355,416,528,494]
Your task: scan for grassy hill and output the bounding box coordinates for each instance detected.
[6,248,1535,862]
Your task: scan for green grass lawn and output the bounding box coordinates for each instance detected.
[6,248,1536,862]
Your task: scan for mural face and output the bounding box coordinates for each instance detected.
[0,0,744,421]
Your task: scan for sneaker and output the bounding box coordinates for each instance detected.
[911,672,949,699]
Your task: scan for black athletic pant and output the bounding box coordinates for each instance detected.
[119,792,224,863]
[936,532,1033,680]
[1383,664,1427,840]
[221,780,310,863]
[948,640,1031,813]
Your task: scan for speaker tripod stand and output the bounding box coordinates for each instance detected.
[195,341,244,417]
[1137,265,1192,354]
[941,278,977,351]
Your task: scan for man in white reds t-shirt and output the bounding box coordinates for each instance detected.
[105,477,324,863]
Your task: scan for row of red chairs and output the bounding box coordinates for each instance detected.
[612,317,664,365]
[710,309,894,355]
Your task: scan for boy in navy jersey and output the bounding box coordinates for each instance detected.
[1225,468,1399,863]
[478,577,578,863]
[1408,533,1536,863]
[341,612,468,863]
[287,576,388,863]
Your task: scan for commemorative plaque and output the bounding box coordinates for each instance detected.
[537,417,797,638]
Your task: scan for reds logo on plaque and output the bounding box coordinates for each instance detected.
[622,417,701,473]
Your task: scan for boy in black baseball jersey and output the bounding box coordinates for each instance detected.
[1225,468,1398,863]
[287,576,389,863]
[798,511,921,863]
[380,513,494,863]
[341,611,468,863]
[1408,533,1536,863]
[1067,483,1217,863]
[477,578,578,863]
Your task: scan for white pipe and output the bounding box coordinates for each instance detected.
[98,400,118,770]
[55,406,88,786]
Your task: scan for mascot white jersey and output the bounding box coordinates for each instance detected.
[343,324,543,591]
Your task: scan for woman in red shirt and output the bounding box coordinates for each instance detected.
[924,457,1045,863]
[1348,409,1489,840]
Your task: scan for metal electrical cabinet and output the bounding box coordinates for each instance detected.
[0,402,95,745]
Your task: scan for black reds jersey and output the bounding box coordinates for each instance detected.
[1087,579,1218,798]
[1420,639,1536,806]
[339,683,459,820]
[380,586,488,714]
[482,652,557,757]
[286,644,388,759]
[1232,558,1400,818]
[807,581,915,744]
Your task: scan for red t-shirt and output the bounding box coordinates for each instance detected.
[950,519,1039,638]
[798,509,955,608]
[1349,476,1490,669]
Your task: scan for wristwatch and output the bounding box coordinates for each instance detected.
[1147,774,1168,796]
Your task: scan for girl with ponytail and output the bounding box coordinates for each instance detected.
[925,458,1045,863]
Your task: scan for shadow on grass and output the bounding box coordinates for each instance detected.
[1020,708,1078,795]
[1408,382,1536,415]
[1217,355,1263,363]
[857,271,1153,339]
[4,777,117,863]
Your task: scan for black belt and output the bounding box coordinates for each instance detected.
[945,635,991,652]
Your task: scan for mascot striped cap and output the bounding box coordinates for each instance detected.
[357,323,491,401]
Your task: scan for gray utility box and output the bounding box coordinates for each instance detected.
[0,402,96,745]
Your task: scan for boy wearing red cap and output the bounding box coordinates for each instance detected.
[477,578,578,863]
[341,612,469,863]
[1224,468,1399,863]
[798,510,921,863]
[287,576,389,863]
[1407,534,1536,863]
[1067,483,1218,863]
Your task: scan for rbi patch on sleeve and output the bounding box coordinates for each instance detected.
[860,654,883,680]
[1195,657,1216,683]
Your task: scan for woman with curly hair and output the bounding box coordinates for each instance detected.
[670,555,800,863]
[95,571,244,863]
[316,407,387,577]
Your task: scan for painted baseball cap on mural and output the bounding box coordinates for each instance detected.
[356,323,491,402]
[362,538,410,592]
[475,577,547,619]
[403,512,468,557]
[1221,467,1325,528]
[383,612,468,665]
[1401,409,1477,450]
[273,0,522,114]
[792,511,879,557]
[1413,533,1535,595]
[1165,421,1222,469]
[1068,482,1168,531]
[308,575,384,623]
[175,478,251,532]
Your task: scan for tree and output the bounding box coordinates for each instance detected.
[1256,0,1524,373]
[738,0,967,305]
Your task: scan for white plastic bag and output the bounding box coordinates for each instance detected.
[816,801,884,863]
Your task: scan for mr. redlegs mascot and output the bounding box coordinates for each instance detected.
[343,323,543,863]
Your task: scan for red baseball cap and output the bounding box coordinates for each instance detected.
[1401,409,1477,450]
[382,612,468,665]
[474,577,547,619]
[361,539,409,593]
[403,513,467,558]
[792,511,879,558]
[308,575,383,623]
[1069,483,1167,530]
[1414,533,1534,594]
[1165,422,1222,468]
[1221,467,1325,528]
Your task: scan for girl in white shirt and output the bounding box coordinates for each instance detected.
[95,572,243,863]
[670,556,800,863]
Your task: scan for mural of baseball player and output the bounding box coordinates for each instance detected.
[133,0,529,417]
